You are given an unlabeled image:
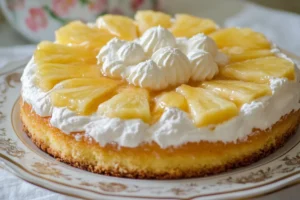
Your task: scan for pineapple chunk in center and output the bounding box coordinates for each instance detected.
[97,87,151,123]
[154,91,188,112]
[176,85,238,127]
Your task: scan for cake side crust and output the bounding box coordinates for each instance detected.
[20,101,300,179]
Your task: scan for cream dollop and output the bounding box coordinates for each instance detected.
[97,38,146,78]
[124,60,169,90]
[117,42,146,65]
[139,26,176,54]
[97,26,228,90]
[21,60,52,116]
[188,50,219,81]
[188,34,218,57]
[176,34,229,67]
[124,47,191,90]
[152,47,191,85]
[97,38,127,78]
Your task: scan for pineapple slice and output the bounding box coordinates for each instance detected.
[54,77,121,89]
[51,78,120,115]
[36,63,101,91]
[97,87,151,123]
[96,14,138,41]
[135,10,172,35]
[155,91,188,112]
[220,57,295,83]
[176,85,238,126]
[221,47,274,63]
[34,41,97,64]
[56,21,115,51]
[210,28,271,50]
[171,14,218,38]
[201,80,271,107]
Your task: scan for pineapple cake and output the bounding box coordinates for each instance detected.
[20,10,300,179]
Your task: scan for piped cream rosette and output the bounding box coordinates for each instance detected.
[97,26,228,90]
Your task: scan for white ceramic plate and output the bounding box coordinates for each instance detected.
[0,55,300,200]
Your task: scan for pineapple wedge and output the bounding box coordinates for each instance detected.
[155,91,188,112]
[176,85,238,127]
[36,63,101,91]
[171,14,218,37]
[51,78,120,115]
[210,28,271,50]
[135,10,172,35]
[97,87,151,123]
[220,57,295,83]
[34,41,97,64]
[96,15,138,40]
[56,21,115,51]
[221,47,274,63]
[201,80,271,107]
[54,77,121,89]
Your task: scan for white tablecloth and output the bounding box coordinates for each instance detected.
[0,2,300,200]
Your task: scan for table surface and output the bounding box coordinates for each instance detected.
[1,5,300,198]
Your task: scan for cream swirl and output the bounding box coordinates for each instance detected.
[124,47,191,90]
[188,50,219,81]
[97,26,227,90]
[177,33,228,67]
[97,38,126,78]
[188,34,218,57]
[117,42,146,65]
[124,60,169,90]
[151,47,191,86]
[97,38,146,78]
[138,26,176,54]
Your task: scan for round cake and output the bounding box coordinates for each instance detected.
[20,10,300,179]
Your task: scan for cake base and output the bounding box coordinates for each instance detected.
[20,101,300,179]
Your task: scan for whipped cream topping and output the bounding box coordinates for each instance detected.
[188,50,219,81]
[21,50,300,148]
[188,34,218,57]
[124,60,169,90]
[50,107,90,133]
[139,26,176,55]
[21,61,52,117]
[97,38,147,78]
[97,27,226,90]
[151,47,191,85]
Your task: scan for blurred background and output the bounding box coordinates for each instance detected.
[0,0,299,54]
